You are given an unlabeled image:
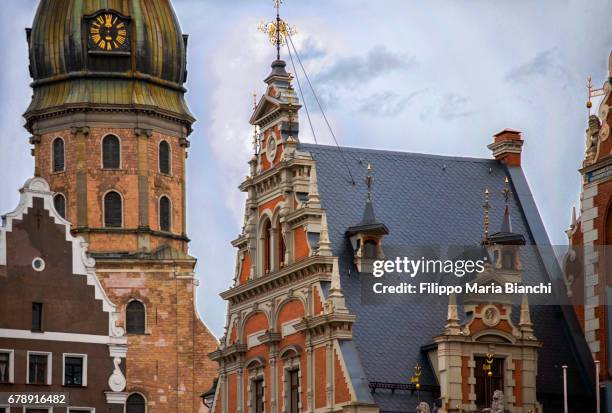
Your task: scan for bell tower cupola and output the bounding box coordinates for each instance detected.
[25,0,194,255]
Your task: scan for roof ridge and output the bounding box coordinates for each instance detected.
[299,142,497,163]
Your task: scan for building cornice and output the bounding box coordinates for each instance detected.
[220,256,334,305]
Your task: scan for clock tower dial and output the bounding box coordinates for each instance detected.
[88,13,129,52]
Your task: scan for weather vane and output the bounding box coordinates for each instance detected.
[258,0,297,60]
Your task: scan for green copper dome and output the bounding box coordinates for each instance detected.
[24,0,194,132]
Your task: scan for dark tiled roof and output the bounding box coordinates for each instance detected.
[300,143,592,412]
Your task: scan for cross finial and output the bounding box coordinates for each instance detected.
[365,163,374,202]
[258,0,296,60]
[482,187,490,244]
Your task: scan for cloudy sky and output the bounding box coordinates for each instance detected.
[1,0,611,337]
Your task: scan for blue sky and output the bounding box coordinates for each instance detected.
[1,0,611,337]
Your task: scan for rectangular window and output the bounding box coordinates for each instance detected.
[253,378,264,413]
[0,350,13,383]
[68,409,94,413]
[32,302,43,332]
[289,370,299,413]
[64,354,87,387]
[25,409,51,413]
[28,352,51,385]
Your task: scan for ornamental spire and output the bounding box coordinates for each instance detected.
[482,187,491,245]
[500,176,512,234]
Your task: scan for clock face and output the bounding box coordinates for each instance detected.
[89,13,128,51]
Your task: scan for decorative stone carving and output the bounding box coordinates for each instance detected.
[108,357,126,392]
[416,402,431,413]
[483,390,504,413]
[482,305,501,327]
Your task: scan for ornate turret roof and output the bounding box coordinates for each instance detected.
[346,164,389,236]
[24,0,194,132]
[488,178,526,245]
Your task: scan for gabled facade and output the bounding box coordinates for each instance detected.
[209,59,374,413]
[565,49,612,411]
[0,177,128,411]
[211,49,596,412]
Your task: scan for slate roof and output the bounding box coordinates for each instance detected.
[300,143,594,412]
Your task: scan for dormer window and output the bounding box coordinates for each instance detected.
[363,239,377,259]
[502,251,514,269]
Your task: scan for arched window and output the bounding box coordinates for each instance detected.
[102,135,120,169]
[263,219,272,274]
[103,191,122,228]
[53,194,66,219]
[276,218,286,268]
[126,301,145,334]
[363,240,377,259]
[126,393,146,413]
[159,196,171,232]
[159,140,170,174]
[52,138,64,172]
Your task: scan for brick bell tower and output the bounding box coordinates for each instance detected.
[24,1,217,411]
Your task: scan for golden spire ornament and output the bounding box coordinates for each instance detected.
[482,188,491,245]
[483,353,495,377]
[410,364,422,390]
[258,0,297,60]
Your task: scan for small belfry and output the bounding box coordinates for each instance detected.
[346,163,389,273]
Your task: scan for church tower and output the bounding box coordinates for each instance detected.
[24,1,217,411]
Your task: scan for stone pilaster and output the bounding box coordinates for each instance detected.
[70,126,90,229]
[135,128,152,251]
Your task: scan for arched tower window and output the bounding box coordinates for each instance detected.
[159,140,171,174]
[159,196,171,232]
[103,191,122,228]
[263,218,272,274]
[126,300,145,334]
[102,135,120,169]
[53,193,66,219]
[52,138,64,172]
[276,217,286,268]
[126,393,146,413]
